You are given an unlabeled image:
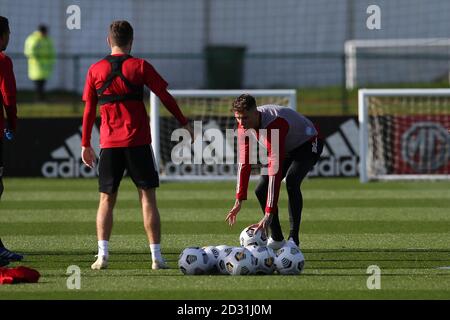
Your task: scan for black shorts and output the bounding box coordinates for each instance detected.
[98,144,159,194]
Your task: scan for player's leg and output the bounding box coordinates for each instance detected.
[255,175,284,243]
[91,148,125,269]
[0,139,3,200]
[96,192,118,243]
[138,188,168,269]
[284,163,307,246]
[125,145,166,269]
[138,188,160,244]
[0,141,23,262]
[285,138,323,246]
[97,148,125,241]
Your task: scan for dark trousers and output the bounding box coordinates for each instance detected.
[34,80,46,101]
[255,137,323,245]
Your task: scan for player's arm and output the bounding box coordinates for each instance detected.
[157,89,194,141]
[142,61,193,140]
[226,126,252,225]
[81,67,98,168]
[0,57,17,134]
[156,89,188,126]
[251,119,288,233]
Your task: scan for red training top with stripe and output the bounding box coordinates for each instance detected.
[82,53,188,148]
[0,52,17,138]
[236,105,317,214]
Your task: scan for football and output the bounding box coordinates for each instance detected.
[215,245,234,275]
[223,247,257,275]
[216,245,233,258]
[178,247,211,275]
[202,246,220,271]
[274,246,305,275]
[247,245,276,275]
[239,226,268,247]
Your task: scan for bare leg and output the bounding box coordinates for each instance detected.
[138,188,160,244]
[96,192,117,241]
[138,188,168,269]
[91,192,117,269]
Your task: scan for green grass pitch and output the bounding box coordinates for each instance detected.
[0,178,449,299]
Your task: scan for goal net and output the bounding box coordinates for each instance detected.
[150,90,297,181]
[359,89,450,182]
[345,39,450,89]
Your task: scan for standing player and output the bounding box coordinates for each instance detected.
[0,16,23,265]
[81,21,193,270]
[226,94,323,249]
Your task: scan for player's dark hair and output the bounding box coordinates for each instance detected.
[232,94,257,113]
[109,20,133,47]
[0,16,10,36]
[38,24,48,35]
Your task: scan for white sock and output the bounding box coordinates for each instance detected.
[149,244,162,262]
[98,240,109,258]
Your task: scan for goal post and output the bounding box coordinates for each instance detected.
[359,88,450,183]
[150,89,297,181]
[345,38,450,89]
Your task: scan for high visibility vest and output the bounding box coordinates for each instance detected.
[24,31,55,80]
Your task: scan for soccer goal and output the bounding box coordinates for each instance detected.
[345,38,450,89]
[150,89,297,181]
[359,89,450,183]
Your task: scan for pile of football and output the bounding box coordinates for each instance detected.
[178,226,305,276]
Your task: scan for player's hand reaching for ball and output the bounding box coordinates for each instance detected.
[81,146,96,168]
[226,199,242,226]
[250,213,273,236]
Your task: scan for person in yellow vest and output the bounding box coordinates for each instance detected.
[24,24,55,102]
